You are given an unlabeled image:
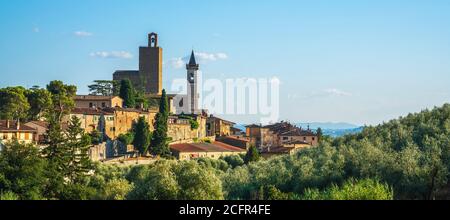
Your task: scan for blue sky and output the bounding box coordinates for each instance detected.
[1,0,449,125]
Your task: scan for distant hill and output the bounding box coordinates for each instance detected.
[233,122,363,138]
[295,122,360,130]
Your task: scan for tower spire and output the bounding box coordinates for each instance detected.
[188,50,197,65]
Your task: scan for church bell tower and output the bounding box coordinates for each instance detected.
[186,50,199,114]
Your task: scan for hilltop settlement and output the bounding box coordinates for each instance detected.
[0,33,319,164]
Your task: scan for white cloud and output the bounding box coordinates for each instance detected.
[74,31,93,37]
[90,51,133,59]
[168,57,185,69]
[168,52,228,69]
[324,88,352,97]
[194,52,228,62]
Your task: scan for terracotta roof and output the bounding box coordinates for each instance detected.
[71,108,114,115]
[0,120,36,132]
[220,136,250,143]
[170,142,245,153]
[75,95,120,101]
[284,140,310,145]
[25,120,49,128]
[209,116,236,125]
[212,141,246,152]
[281,129,316,137]
[25,121,69,131]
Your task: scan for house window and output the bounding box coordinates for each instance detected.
[89,103,93,108]
[25,133,30,140]
[312,137,315,141]
[283,137,289,140]
[303,137,306,141]
[102,102,106,108]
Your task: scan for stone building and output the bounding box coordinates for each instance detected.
[24,121,68,144]
[67,107,157,140]
[170,141,246,161]
[245,122,319,149]
[168,114,208,144]
[113,33,162,95]
[207,116,235,137]
[75,95,123,108]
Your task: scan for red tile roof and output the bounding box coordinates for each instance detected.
[170,142,246,153]
[75,95,119,101]
[0,120,36,132]
[71,108,114,115]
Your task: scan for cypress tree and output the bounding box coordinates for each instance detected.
[150,89,171,157]
[119,79,135,108]
[244,145,261,164]
[133,116,151,156]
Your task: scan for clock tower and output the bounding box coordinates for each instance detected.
[186,50,199,114]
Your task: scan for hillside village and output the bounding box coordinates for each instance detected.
[0,33,319,164]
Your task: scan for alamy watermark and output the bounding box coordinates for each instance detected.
[171,71,280,124]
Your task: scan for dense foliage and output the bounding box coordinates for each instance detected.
[1,84,449,200]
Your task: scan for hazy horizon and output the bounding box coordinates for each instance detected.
[1,0,449,125]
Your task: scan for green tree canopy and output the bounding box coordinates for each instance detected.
[0,141,47,200]
[26,86,53,121]
[88,80,119,96]
[244,145,261,164]
[0,86,30,121]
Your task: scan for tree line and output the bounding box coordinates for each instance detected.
[1,80,449,200]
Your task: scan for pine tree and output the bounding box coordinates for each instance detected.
[244,145,261,164]
[133,116,151,156]
[150,89,171,157]
[119,79,135,108]
[64,116,92,184]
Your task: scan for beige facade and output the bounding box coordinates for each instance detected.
[75,95,123,109]
[0,120,36,147]
[279,135,318,146]
[168,115,207,143]
[68,107,157,140]
[246,122,319,149]
[207,116,235,137]
[170,142,245,161]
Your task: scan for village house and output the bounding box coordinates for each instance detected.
[245,122,319,157]
[170,141,246,161]
[67,107,157,140]
[75,95,123,109]
[206,116,235,137]
[0,120,37,149]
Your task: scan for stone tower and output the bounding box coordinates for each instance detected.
[186,50,199,114]
[139,32,163,95]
